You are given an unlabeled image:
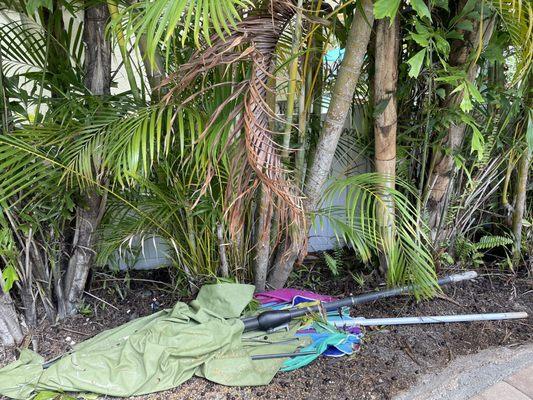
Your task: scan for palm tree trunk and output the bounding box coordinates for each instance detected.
[216,223,230,278]
[374,17,399,273]
[426,13,495,240]
[295,57,311,186]
[63,3,110,315]
[0,42,24,345]
[267,0,374,288]
[512,149,531,262]
[64,192,106,315]
[253,185,272,291]
[82,4,112,95]
[0,275,24,346]
[304,22,324,184]
[252,49,278,291]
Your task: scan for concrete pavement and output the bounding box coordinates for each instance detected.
[394,344,533,400]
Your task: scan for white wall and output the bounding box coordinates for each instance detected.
[307,104,369,252]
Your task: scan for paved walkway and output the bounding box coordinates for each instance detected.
[471,364,533,400]
[394,344,533,400]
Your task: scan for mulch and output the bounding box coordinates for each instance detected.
[1,266,531,400]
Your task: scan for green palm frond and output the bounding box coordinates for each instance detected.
[488,0,533,83]
[0,0,25,12]
[0,134,64,204]
[0,18,47,76]
[319,173,438,298]
[1,96,207,189]
[118,0,253,65]
[0,12,86,109]
[97,165,226,279]
[65,15,85,68]
[0,130,183,244]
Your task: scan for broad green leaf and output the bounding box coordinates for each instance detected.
[407,49,426,78]
[33,392,59,400]
[453,154,464,169]
[410,32,429,46]
[1,265,18,292]
[446,30,464,40]
[470,126,484,161]
[411,0,432,20]
[455,20,474,31]
[460,88,472,112]
[434,34,450,56]
[466,81,483,104]
[449,0,476,26]
[414,20,430,35]
[435,76,458,83]
[461,0,477,16]
[374,0,401,20]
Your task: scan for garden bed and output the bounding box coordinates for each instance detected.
[1,267,531,400]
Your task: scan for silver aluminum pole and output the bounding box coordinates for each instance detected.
[330,312,529,327]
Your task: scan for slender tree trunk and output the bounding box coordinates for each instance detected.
[21,230,37,327]
[62,3,110,315]
[64,192,106,315]
[512,149,531,262]
[20,287,37,328]
[0,275,24,346]
[216,223,229,277]
[267,0,374,288]
[21,228,56,324]
[252,51,278,291]
[83,5,112,95]
[373,17,399,273]
[305,23,324,183]
[295,55,312,186]
[253,186,272,291]
[0,46,24,344]
[28,241,56,321]
[426,12,495,239]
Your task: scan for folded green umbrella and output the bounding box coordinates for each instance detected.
[0,283,305,399]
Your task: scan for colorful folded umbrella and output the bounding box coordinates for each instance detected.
[255,288,336,305]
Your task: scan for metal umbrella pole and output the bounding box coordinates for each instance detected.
[329,312,529,328]
[242,271,478,332]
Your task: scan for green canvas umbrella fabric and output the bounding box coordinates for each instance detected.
[0,283,303,399]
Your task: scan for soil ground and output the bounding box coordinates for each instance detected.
[1,266,532,400]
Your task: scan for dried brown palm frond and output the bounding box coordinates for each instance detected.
[163,0,307,257]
